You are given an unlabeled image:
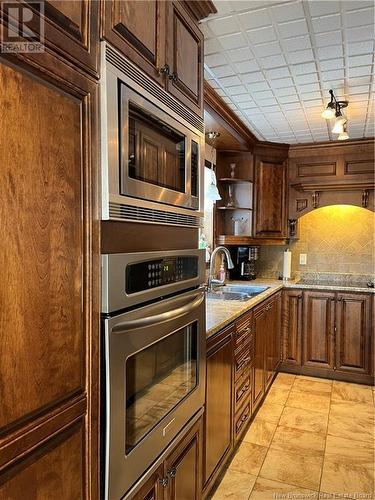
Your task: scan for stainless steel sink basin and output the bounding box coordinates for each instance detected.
[207,285,269,302]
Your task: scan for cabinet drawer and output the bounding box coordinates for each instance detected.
[234,371,252,412]
[234,346,252,381]
[234,322,252,348]
[235,401,251,438]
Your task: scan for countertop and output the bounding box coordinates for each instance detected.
[206,278,374,339]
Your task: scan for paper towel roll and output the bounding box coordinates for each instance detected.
[283,249,292,280]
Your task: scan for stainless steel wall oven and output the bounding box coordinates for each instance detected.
[101,44,204,228]
[102,249,206,499]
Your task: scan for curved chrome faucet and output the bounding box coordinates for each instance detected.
[208,246,234,290]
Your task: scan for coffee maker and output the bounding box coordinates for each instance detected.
[230,246,260,280]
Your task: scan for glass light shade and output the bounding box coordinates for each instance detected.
[338,129,349,140]
[332,116,347,134]
[321,107,335,119]
[206,169,221,201]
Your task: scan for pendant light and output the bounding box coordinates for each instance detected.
[321,90,336,119]
[332,111,347,134]
[338,124,349,141]
[321,90,349,137]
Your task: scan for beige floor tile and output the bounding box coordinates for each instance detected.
[320,459,374,497]
[286,388,331,414]
[295,374,333,385]
[279,406,328,434]
[259,447,323,491]
[249,477,317,500]
[264,386,290,405]
[293,377,332,395]
[328,401,375,444]
[255,402,284,424]
[272,373,296,389]
[243,417,277,447]
[325,435,375,469]
[332,381,374,404]
[211,470,257,500]
[229,442,268,476]
[271,425,326,457]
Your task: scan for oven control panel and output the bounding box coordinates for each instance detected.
[126,256,199,294]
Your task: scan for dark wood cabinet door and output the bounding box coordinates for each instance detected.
[302,291,335,370]
[270,293,282,374]
[253,305,266,410]
[204,334,233,486]
[133,465,164,500]
[254,160,287,238]
[282,290,303,366]
[1,1,100,76]
[335,293,372,375]
[165,417,203,500]
[102,0,167,85]
[166,1,204,117]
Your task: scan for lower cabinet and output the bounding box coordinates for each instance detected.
[282,289,373,383]
[134,417,203,500]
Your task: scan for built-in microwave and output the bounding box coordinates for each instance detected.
[101,43,205,227]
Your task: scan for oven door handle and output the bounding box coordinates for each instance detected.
[112,291,205,332]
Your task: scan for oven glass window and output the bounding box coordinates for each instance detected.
[128,101,186,193]
[125,322,197,453]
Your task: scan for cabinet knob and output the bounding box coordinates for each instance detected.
[159,64,170,75]
[168,467,177,478]
[159,477,169,487]
[298,294,303,300]
[337,296,343,302]
[169,72,178,82]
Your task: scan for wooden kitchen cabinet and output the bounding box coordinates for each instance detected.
[132,465,164,500]
[253,304,266,410]
[166,1,204,117]
[302,291,336,370]
[254,159,287,239]
[203,326,233,491]
[266,293,282,385]
[335,293,372,376]
[282,290,303,366]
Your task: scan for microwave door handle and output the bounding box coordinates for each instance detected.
[112,292,205,332]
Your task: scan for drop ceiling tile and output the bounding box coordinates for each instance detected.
[272,77,295,88]
[225,84,248,95]
[205,53,229,67]
[232,94,254,104]
[208,16,241,36]
[218,75,242,87]
[298,82,321,92]
[347,25,375,42]
[348,54,374,67]
[265,67,291,79]
[348,85,370,94]
[218,32,249,50]
[299,91,321,100]
[347,40,375,56]
[247,81,270,92]
[320,58,344,71]
[253,97,278,106]
[204,38,223,55]
[234,60,260,73]
[278,94,300,103]
[240,102,259,109]
[252,89,274,99]
[349,65,372,77]
[350,75,372,86]
[280,102,301,110]
[304,99,323,107]
[247,26,278,44]
[242,72,266,83]
[227,47,254,63]
[295,73,319,85]
[238,9,272,30]
[291,62,317,75]
[308,1,340,17]
[322,68,345,80]
[345,7,375,27]
[272,1,305,22]
[316,44,343,59]
[273,87,297,98]
[314,30,342,47]
[211,65,235,78]
[312,14,341,33]
[252,42,282,57]
[283,35,312,52]
[287,48,314,64]
[260,54,287,69]
[278,19,309,38]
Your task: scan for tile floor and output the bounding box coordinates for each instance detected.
[210,373,375,500]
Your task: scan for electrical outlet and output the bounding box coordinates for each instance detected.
[299,253,307,265]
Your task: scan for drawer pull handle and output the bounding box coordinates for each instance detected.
[169,72,178,82]
[237,356,251,370]
[168,467,177,478]
[159,64,170,75]
[237,382,250,400]
[159,477,169,487]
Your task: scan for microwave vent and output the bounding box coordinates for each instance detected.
[109,202,202,228]
[106,45,204,134]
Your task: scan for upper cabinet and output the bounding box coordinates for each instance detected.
[102,0,167,86]
[166,2,203,116]
[102,0,210,117]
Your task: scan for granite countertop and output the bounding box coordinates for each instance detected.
[206,277,374,339]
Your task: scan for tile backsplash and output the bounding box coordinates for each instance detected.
[256,205,375,278]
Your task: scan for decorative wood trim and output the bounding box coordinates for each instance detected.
[216,235,288,246]
[291,182,375,192]
[362,189,370,208]
[289,137,375,151]
[312,191,320,209]
[182,0,217,21]
[296,199,308,212]
[345,159,374,175]
[297,161,336,178]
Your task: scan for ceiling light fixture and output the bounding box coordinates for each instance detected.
[206,131,221,140]
[321,90,349,136]
[337,123,349,141]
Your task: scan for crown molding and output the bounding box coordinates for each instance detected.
[182,1,217,21]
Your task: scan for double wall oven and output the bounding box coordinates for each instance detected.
[102,249,206,499]
[101,44,204,227]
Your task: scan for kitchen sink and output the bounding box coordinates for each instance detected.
[207,285,269,302]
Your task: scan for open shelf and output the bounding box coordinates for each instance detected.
[219,178,253,183]
[217,235,288,246]
[216,206,252,210]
